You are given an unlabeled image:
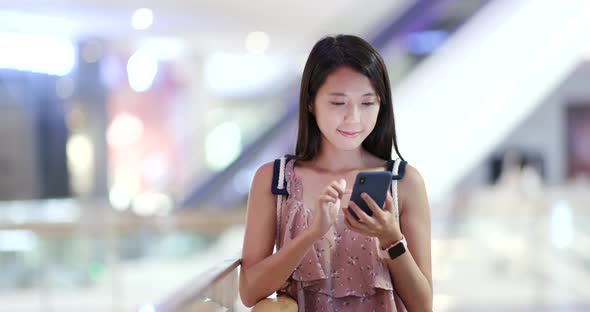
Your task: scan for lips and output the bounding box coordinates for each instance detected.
[338,130,360,138]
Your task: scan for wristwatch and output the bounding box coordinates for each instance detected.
[381,236,407,260]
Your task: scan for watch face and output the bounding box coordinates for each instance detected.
[387,242,406,259]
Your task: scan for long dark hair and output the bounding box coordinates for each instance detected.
[295,34,403,161]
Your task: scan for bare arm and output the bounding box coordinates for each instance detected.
[239,163,344,307]
[384,165,433,311]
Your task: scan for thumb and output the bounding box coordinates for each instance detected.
[339,178,347,190]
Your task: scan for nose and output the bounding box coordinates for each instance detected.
[344,103,360,122]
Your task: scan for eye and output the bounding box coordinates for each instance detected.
[362,102,376,106]
[330,102,345,106]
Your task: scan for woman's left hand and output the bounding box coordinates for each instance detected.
[343,191,403,248]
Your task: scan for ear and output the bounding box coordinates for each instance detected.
[308,104,314,114]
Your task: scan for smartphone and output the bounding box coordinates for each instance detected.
[347,171,392,220]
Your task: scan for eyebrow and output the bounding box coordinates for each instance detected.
[329,92,376,96]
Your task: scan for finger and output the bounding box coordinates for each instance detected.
[348,201,373,225]
[336,178,347,194]
[324,186,339,199]
[343,215,355,230]
[343,210,374,236]
[344,206,374,232]
[343,211,362,231]
[344,215,360,232]
[329,179,346,197]
[319,194,337,205]
[383,191,394,213]
[361,193,385,220]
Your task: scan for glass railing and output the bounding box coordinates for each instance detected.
[0,199,244,311]
[166,182,590,311]
[1,181,588,311]
[431,182,590,310]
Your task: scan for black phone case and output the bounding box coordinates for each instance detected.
[348,171,393,220]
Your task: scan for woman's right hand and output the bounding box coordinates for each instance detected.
[309,178,346,240]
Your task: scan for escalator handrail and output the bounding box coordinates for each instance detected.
[151,254,242,312]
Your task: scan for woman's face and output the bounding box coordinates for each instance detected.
[311,66,380,151]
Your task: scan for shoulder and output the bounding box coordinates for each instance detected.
[256,161,275,177]
[397,163,428,209]
[252,161,275,187]
[251,158,293,191]
[399,163,425,190]
[246,161,276,213]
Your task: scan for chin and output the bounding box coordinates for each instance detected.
[323,133,366,150]
[334,139,363,150]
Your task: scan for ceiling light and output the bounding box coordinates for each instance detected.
[245,31,270,54]
[131,8,154,30]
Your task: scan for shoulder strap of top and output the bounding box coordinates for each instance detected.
[389,158,407,224]
[271,157,289,196]
[271,155,289,250]
[387,158,407,180]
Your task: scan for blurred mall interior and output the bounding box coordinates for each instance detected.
[0,0,589,311]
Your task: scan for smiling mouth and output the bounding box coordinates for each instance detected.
[338,130,360,138]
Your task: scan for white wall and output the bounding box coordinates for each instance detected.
[458,60,590,188]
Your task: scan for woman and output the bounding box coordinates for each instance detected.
[239,34,432,311]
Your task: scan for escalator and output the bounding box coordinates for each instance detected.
[181,0,493,209]
[392,0,590,203]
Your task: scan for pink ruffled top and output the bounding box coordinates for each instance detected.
[277,159,405,311]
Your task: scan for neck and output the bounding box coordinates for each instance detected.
[310,139,372,173]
